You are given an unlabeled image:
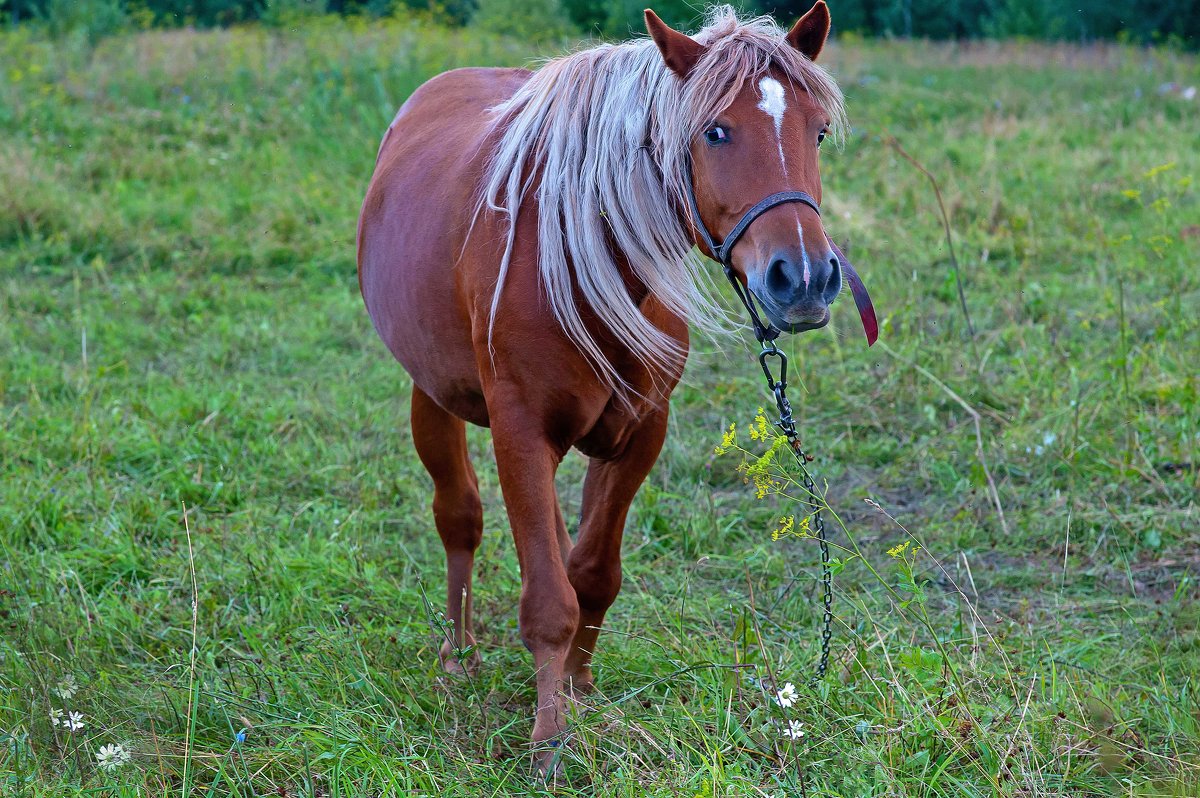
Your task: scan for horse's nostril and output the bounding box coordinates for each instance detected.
[765,259,793,298]
[823,254,842,302]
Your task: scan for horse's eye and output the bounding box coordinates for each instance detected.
[817,129,827,147]
[704,126,728,146]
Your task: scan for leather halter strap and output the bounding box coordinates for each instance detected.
[684,168,820,342]
[688,188,821,267]
[683,163,878,347]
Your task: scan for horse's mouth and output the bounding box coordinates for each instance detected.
[753,294,831,335]
[750,242,879,345]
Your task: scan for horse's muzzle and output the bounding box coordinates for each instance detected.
[750,248,842,333]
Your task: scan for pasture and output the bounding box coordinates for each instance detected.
[1,16,1198,796]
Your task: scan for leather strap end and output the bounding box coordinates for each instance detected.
[828,241,878,346]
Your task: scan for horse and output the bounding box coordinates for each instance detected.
[357,1,874,768]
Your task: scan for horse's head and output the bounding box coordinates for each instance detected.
[647,2,860,337]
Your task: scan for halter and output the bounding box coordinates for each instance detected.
[683,164,879,348]
[684,169,821,343]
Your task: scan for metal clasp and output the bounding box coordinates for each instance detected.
[757,341,787,393]
[758,342,804,451]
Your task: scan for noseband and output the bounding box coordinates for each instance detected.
[683,170,821,343]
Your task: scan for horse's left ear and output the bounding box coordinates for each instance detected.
[786,0,831,61]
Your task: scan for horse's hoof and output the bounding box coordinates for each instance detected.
[532,738,566,782]
[439,641,481,676]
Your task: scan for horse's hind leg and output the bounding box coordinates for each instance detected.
[411,386,484,675]
[563,409,669,693]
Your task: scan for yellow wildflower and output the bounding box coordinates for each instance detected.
[745,436,785,498]
[1148,234,1174,255]
[749,408,771,441]
[887,541,910,558]
[1143,162,1176,179]
[772,514,812,540]
[713,423,736,456]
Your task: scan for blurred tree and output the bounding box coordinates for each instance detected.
[42,0,127,39]
[560,0,607,35]
[604,0,703,38]
[1,0,1195,47]
[136,0,263,26]
[260,0,326,26]
[471,0,575,41]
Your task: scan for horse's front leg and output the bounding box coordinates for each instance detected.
[564,409,668,693]
[489,411,579,767]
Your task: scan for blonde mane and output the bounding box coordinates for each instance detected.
[480,5,848,395]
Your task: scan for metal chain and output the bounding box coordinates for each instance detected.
[704,231,835,682]
[689,175,840,793]
[757,341,833,682]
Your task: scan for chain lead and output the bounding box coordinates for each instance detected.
[707,219,834,683]
[756,341,833,683]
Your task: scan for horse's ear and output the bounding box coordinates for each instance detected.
[786,0,831,61]
[645,9,704,78]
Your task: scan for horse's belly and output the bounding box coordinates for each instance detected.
[358,68,531,426]
[360,230,485,421]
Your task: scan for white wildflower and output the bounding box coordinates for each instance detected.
[49,707,64,727]
[96,743,132,771]
[1030,430,1058,456]
[55,674,79,700]
[775,682,798,709]
[64,711,85,732]
[783,719,805,740]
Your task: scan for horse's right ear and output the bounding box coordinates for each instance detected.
[645,9,704,78]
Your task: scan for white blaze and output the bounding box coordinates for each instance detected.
[757,76,787,134]
[761,76,812,283]
[757,76,789,176]
[798,221,811,289]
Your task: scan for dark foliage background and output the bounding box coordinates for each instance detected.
[2,0,1197,47]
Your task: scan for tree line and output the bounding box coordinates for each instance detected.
[3,0,1197,48]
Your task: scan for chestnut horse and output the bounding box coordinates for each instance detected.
[358,2,867,766]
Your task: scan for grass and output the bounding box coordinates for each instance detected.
[1,16,1198,797]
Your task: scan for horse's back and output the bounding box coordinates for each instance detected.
[371,67,530,168]
[357,67,530,424]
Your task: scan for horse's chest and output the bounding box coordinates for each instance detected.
[575,317,686,460]
[574,390,671,461]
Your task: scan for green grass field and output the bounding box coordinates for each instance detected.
[1,16,1198,797]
